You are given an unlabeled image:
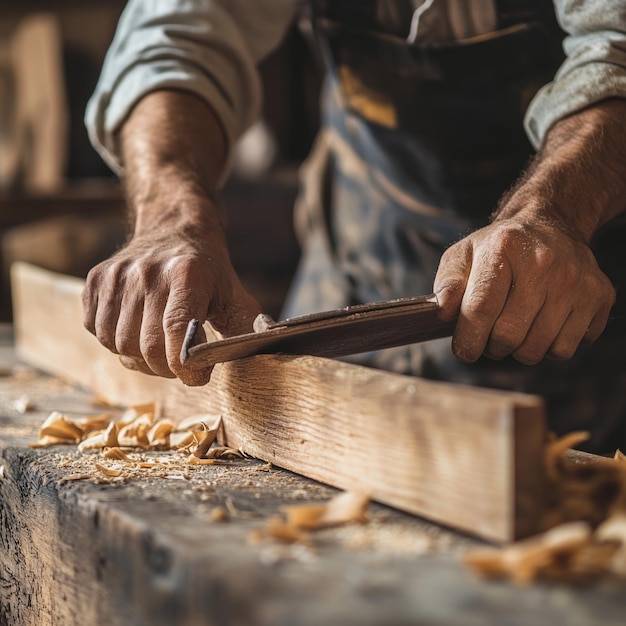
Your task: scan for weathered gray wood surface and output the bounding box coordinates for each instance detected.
[1,336,626,626]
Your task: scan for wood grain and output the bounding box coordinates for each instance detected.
[11,262,547,542]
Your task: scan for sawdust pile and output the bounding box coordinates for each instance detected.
[29,403,371,535]
[29,403,244,481]
[465,432,626,585]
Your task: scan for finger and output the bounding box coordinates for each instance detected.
[115,293,145,359]
[139,294,175,378]
[453,252,513,362]
[548,297,611,360]
[581,301,612,345]
[433,241,473,322]
[580,278,615,345]
[82,276,99,335]
[509,297,571,364]
[119,355,156,376]
[93,289,123,354]
[484,283,548,361]
[163,285,212,386]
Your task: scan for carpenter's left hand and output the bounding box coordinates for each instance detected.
[433,217,615,364]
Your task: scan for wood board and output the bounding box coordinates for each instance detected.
[10,262,548,542]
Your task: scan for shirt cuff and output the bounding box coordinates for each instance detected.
[85,58,259,183]
[525,38,626,149]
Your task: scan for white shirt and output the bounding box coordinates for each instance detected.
[85,0,626,175]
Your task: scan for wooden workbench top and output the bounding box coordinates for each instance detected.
[0,330,625,625]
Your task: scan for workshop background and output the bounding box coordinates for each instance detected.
[0,1,320,321]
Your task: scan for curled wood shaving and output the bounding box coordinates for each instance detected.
[464,519,626,585]
[282,491,370,530]
[177,413,221,432]
[247,517,311,545]
[101,447,132,462]
[118,414,152,448]
[94,463,123,478]
[170,431,196,449]
[75,413,114,435]
[206,446,243,460]
[192,417,222,458]
[545,431,590,480]
[78,421,119,452]
[466,431,626,585]
[147,419,175,448]
[117,402,156,426]
[186,455,216,466]
[31,405,241,481]
[38,411,83,442]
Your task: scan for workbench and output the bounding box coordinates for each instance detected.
[1,327,625,626]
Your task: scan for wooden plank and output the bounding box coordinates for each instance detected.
[10,262,547,542]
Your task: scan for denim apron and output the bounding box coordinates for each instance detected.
[282,0,626,452]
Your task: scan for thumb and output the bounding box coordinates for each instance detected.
[433,240,473,322]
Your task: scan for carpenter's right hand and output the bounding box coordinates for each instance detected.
[82,233,262,386]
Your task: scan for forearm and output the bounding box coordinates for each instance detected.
[496,98,626,242]
[84,88,262,385]
[120,89,228,244]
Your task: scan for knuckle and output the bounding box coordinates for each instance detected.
[463,292,499,322]
[489,324,525,353]
[115,334,138,357]
[163,314,192,336]
[83,311,96,334]
[548,341,577,361]
[512,345,545,366]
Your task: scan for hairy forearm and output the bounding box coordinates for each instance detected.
[495,98,626,242]
[84,89,261,385]
[119,89,228,241]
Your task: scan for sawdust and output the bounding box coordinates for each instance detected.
[28,404,245,484]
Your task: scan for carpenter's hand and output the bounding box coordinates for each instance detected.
[82,234,262,386]
[433,219,615,364]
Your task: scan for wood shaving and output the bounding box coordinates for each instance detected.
[249,517,311,545]
[177,413,221,431]
[206,446,243,460]
[192,417,222,458]
[95,463,123,478]
[465,433,626,585]
[38,411,83,442]
[29,404,243,483]
[118,414,152,448]
[12,395,34,414]
[101,447,132,462]
[147,419,175,449]
[614,449,626,464]
[186,455,216,466]
[78,421,119,452]
[209,506,229,523]
[63,473,92,482]
[250,491,370,546]
[282,491,370,530]
[0,465,4,480]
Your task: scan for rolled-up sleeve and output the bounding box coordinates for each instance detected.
[85,0,297,175]
[525,1,626,148]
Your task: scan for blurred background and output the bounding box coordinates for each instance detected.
[0,1,321,320]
